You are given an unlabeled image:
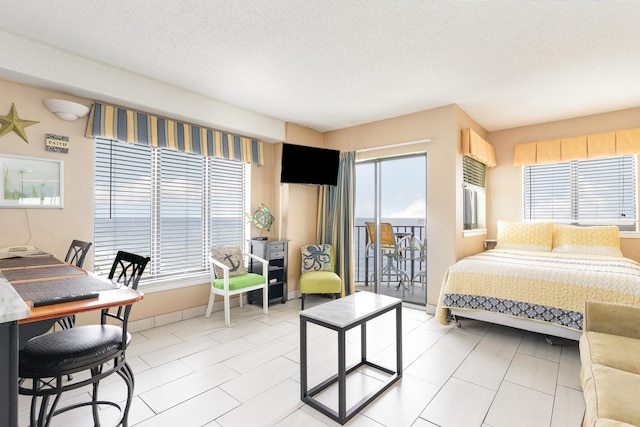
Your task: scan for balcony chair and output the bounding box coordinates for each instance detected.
[394,236,427,292]
[57,239,93,331]
[365,222,409,287]
[19,250,150,427]
[206,245,269,327]
[410,237,427,290]
[299,244,342,310]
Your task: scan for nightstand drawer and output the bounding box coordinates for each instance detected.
[269,251,285,260]
[270,243,285,251]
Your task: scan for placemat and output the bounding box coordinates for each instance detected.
[0,256,63,270]
[12,275,118,302]
[2,265,85,282]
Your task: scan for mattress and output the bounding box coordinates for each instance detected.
[436,249,640,333]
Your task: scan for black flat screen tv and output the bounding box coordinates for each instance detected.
[280,143,340,186]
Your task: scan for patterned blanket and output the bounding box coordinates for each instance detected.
[436,249,640,332]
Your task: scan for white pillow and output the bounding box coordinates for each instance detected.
[495,221,554,252]
[552,224,622,257]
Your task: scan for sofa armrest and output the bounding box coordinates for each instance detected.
[584,300,640,339]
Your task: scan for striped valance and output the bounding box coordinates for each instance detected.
[513,128,640,166]
[461,128,497,168]
[85,103,264,166]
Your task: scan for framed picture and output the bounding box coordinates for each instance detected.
[0,154,64,208]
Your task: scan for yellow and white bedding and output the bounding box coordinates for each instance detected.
[436,249,640,333]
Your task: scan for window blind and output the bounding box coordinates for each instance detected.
[94,139,247,284]
[94,140,152,278]
[209,157,246,246]
[155,149,206,279]
[463,155,486,188]
[523,155,637,230]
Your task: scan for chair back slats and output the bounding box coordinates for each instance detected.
[108,251,150,290]
[365,222,396,247]
[103,251,150,344]
[65,239,93,268]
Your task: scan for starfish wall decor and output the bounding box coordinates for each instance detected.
[0,103,39,144]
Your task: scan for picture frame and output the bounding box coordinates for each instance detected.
[0,154,64,208]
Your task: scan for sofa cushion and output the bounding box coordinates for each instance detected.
[581,364,640,427]
[581,331,640,375]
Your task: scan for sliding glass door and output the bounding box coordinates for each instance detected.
[354,154,427,305]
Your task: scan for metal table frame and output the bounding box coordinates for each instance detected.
[299,293,402,425]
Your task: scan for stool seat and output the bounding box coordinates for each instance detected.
[19,325,128,377]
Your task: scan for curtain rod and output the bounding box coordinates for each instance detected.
[356,138,431,153]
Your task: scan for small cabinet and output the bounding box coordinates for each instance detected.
[248,239,288,305]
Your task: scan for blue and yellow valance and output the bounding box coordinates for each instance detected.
[85,103,264,166]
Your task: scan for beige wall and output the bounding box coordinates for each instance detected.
[0,80,94,263]
[322,105,460,306]
[0,78,281,323]
[487,107,640,262]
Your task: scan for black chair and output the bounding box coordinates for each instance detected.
[64,239,93,269]
[19,251,150,427]
[57,239,93,331]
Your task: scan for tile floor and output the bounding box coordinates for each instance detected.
[18,293,586,427]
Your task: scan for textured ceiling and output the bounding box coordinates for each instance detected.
[1,1,639,133]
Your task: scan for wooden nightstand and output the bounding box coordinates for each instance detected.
[483,239,497,250]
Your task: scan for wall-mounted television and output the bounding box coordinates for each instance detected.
[280,143,340,186]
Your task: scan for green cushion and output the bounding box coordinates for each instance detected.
[213,273,265,290]
[300,271,341,294]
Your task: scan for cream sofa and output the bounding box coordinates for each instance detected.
[580,301,640,427]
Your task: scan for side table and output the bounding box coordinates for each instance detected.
[299,292,402,425]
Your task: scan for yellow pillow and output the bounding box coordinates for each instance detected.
[552,224,622,257]
[495,221,554,252]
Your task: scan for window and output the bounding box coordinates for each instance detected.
[523,155,637,231]
[94,139,248,285]
[462,156,486,230]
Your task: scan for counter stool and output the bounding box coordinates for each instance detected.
[57,239,93,331]
[19,250,149,427]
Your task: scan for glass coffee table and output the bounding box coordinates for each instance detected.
[299,291,402,424]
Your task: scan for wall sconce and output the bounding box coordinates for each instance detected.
[42,99,90,121]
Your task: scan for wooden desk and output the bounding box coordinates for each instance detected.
[0,254,144,427]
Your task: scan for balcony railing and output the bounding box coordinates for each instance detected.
[354,224,426,285]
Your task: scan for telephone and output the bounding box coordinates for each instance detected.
[0,245,42,258]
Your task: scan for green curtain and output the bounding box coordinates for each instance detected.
[317,151,355,296]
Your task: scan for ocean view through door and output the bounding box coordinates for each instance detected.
[354,155,427,305]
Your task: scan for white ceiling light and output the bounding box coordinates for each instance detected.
[42,99,90,121]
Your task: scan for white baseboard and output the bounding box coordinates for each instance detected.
[129,292,295,333]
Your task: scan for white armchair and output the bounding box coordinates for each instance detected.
[206,247,269,327]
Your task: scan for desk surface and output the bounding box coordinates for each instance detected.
[0,254,143,324]
[299,291,401,328]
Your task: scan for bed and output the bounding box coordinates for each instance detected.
[436,221,640,340]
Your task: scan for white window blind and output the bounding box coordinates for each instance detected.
[94,140,152,278]
[523,155,637,231]
[155,149,205,279]
[94,139,247,284]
